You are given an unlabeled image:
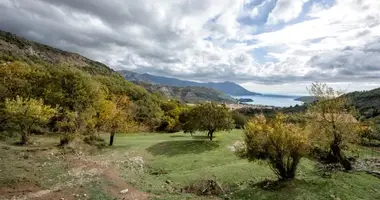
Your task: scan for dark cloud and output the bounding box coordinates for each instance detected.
[0,0,380,87]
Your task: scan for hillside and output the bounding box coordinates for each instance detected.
[136,82,236,103]
[119,70,260,96]
[346,88,380,120]
[0,30,167,129]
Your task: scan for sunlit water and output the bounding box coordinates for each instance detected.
[232,95,303,107]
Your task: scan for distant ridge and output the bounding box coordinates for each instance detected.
[118,70,260,96]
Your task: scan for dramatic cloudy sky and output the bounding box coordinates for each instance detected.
[1,0,380,95]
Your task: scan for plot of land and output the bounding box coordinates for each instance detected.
[1,130,380,200]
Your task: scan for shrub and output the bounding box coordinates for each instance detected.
[59,133,76,146]
[231,111,248,129]
[243,114,309,180]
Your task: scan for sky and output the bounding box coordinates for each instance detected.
[1,0,380,95]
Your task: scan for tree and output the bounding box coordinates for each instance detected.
[5,96,56,144]
[186,102,234,141]
[307,82,358,170]
[243,114,309,180]
[55,110,80,146]
[157,100,184,132]
[98,96,137,146]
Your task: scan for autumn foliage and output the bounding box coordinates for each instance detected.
[243,114,309,180]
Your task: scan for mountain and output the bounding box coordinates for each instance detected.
[118,70,260,96]
[136,82,236,103]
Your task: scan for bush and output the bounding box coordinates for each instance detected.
[231,111,248,129]
[59,133,76,146]
[83,135,106,147]
[243,114,309,180]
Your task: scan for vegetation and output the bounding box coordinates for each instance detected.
[137,82,236,104]
[182,102,234,140]
[157,100,184,133]
[346,88,380,120]
[0,31,175,145]
[307,83,358,170]
[231,110,248,129]
[2,131,380,200]
[1,31,380,200]
[243,114,309,180]
[97,96,137,146]
[4,96,56,144]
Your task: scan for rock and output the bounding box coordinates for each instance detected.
[165,180,172,184]
[83,193,87,197]
[120,189,129,194]
[330,194,335,199]
[61,198,65,200]
[366,171,380,179]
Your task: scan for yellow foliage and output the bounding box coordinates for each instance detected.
[5,96,57,144]
[307,82,358,170]
[98,95,137,134]
[244,114,309,179]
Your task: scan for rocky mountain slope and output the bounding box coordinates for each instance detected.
[119,70,260,96]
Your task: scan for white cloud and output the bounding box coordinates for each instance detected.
[0,0,380,94]
[267,0,309,24]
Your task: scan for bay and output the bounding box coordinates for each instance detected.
[232,95,304,107]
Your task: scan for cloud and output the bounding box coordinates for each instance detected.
[0,0,380,94]
[267,0,309,24]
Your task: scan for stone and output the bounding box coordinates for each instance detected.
[120,189,129,194]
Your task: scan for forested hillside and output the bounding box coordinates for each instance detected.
[0,30,180,135]
[136,82,236,103]
[346,88,380,120]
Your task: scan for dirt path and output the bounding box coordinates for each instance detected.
[0,148,149,200]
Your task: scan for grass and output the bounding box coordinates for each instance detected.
[107,130,380,200]
[1,130,380,199]
[0,142,70,189]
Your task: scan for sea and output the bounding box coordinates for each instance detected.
[232,95,303,107]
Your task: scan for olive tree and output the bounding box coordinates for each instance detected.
[5,96,56,144]
[243,114,309,180]
[186,102,234,141]
[307,82,358,170]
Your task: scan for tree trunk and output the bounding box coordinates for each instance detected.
[20,133,29,145]
[330,142,352,170]
[208,129,215,141]
[109,132,115,146]
[287,155,300,179]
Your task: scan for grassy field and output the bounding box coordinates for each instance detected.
[108,130,380,200]
[1,130,380,199]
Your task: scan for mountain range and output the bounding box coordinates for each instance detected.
[118,70,260,96]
